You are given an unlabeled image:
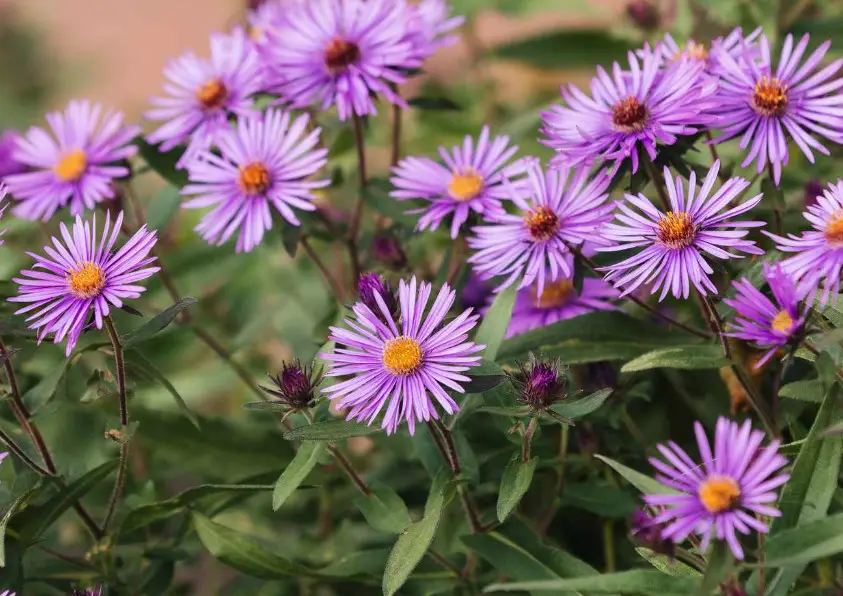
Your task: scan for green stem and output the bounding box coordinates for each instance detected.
[303,410,370,496]
[300,235,348,301]
[521,416,538,463]
[102,316,129,532]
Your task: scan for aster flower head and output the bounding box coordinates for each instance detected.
[403,0,464,61]
[0,130,24,180]
[10,211,159,357]
[629,508,675,559]
[713,33,843,184]
[391,126,524,238]
[724,263,807,368]
[3,101,139,221]
[644,417,789,559]
[246,0,287,48]
[261,360,321,412]
[599,160,765,300]
[358,273,398,323]
[182,108,328,253]
[540,49,718,174]
[262,0,418,121]
[145,27,263,167]
[321,277,483,435]
[653,27,763,77]
[508,355,570,410]
[467,158,613,297]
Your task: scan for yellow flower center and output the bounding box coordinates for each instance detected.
[238,162,272,195]
[447,169,485,202]
[325,37,361,74]
[698,475,741,514]
[656,211,696,250]
[530,279,576,309]
[249,25,264,42]
[771,310,794,335]
[824,211,843,245]
[612,96,650,133]
[674,41,708,62]
[196,78,229,110]
[751,76,788,117]
[382,337,423,376]
[524,206,560,241]
[67,262,106,299]
[54,150,87,182]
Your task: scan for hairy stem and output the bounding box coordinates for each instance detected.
[521,416,538,463]
[102,316,129,532]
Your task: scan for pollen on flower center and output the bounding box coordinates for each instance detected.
[698,475,741,513]
[771,310,794,335]
[751,76,788,117]
[656,211,696,249]
[448,169,485,202]
[612,96,650,133]
[196,78,229,110]
[66,262,106,299]
[531,279,576,309]
[524,206,560,241]
[382,336,423,376]
[674,41,708,62]
[325,37,361,74]
[824,212,843,245]
[54,150,88,182]
[238,162,272,195]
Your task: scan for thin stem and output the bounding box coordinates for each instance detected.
[122,181,146,229]
[445,236,467,288]
[0,428,52,477]
[521,416,538,463]
[390,85,403,167]
[347,114,368,282]
[426,549,462,577]
[569,246,712,339]
[538,424,568,537]
[766,162,783,235]
[327,445,371,496]
[704,130,720,165]
[300,235,348,301]
[603,519,616,572]
[643,159,671,211]
[102,316,129,532]
[699,294,779,438]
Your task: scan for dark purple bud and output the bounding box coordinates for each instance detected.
[804,179,824,209]
[0,130,24,179]
[262,360,318,409]
[358,273,397,320]
[372,233,407,270]
[626,0,660,31]
[510,357,569,409]
[629,508,674,559]
[460,273,493,311]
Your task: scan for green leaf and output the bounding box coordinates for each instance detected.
[122,298,197,349]
[280,223,301,258]
[363,178,421,226]
[559,481,637,518]
[594,454,676,496]
[490,30,631,69]
[475,286,517,361]
[145,185,182,231]
[353,483,412,534]
[282,419,381,441]
[551,388,612,420]
[383,476,452,596]
[192,512,320,579]
[137,140,188,187]
[478,405,531,417]
[126,351,199,429]
[635,547,701,577]
[407,96,461,111]
[22,359,73,413]
[15,460,118,544]
[273,441,326,511]
[320,548,391,577]
[760,512,843,567]
[695,543,732,596]
[463,532,563,595]
[484,570,699,593]
[0,483,45,567]
[462,374,506,394]
[497,455,537,522]
[779,379,824,402]
[621,345,727,373]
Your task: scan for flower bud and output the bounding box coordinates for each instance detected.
[804,179,823,209]
[262,360,319,410]
[509,356,569,410]
[358,273,398,321]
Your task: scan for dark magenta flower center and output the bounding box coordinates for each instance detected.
[325,37,361,74]
[612,96,650,132]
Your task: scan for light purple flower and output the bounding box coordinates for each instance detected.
[390,126,523,238]
[246,0,288,48]
[261,0,419,120]
[644,417,789,559]
[653,27,763,77]
[145,27,263,167]
[712,33,843,184]
[467,158,613,297]
[724,263,807,368]
[0,131,24,181]
[321,277,483,435]
[4,101,139,221]
[404,0,464,61]
[540,49,718,173]
[10,211,159,356]
[766,179,843,303]
[599,160,764,300]
[182,108,328,253]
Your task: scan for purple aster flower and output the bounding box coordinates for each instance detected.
[246,0,287,48]
[10,211,159,356]
[1,591,15,596]
[403,0,464,61]
[712,33,843,184]
[182,108,328,253]
[358,272,398,323]
[598,160,764,300]
[629,508,674,559]
[723,263,807,368]
[261,0,418,120]
[467,158,613,297]
[321,277,483,435]
[3,101,139,221]
[644,417,789,559]
[145,27,263,167]
[506,270,620,338]
[539,49,717,173]
[390,126,523,238]
[0,131,24,181]
[766,179,843,303]
[653,27,763,77]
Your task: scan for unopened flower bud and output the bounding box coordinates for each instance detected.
[509,356,569,410]
[262,360,319,410]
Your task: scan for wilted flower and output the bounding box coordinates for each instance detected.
[391,126,523,238]
[321,277,483,435]
[182,108,328,252]
[644,417,789,559]
[372,233,407,270]
[713,33,843,184]
[10,212,159,356]
[262,360,321,412]
[357,273,398,322]
[4,100,139,221]
[599,161,764,300]
[629,508,674,559]
[508,356,570,411]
